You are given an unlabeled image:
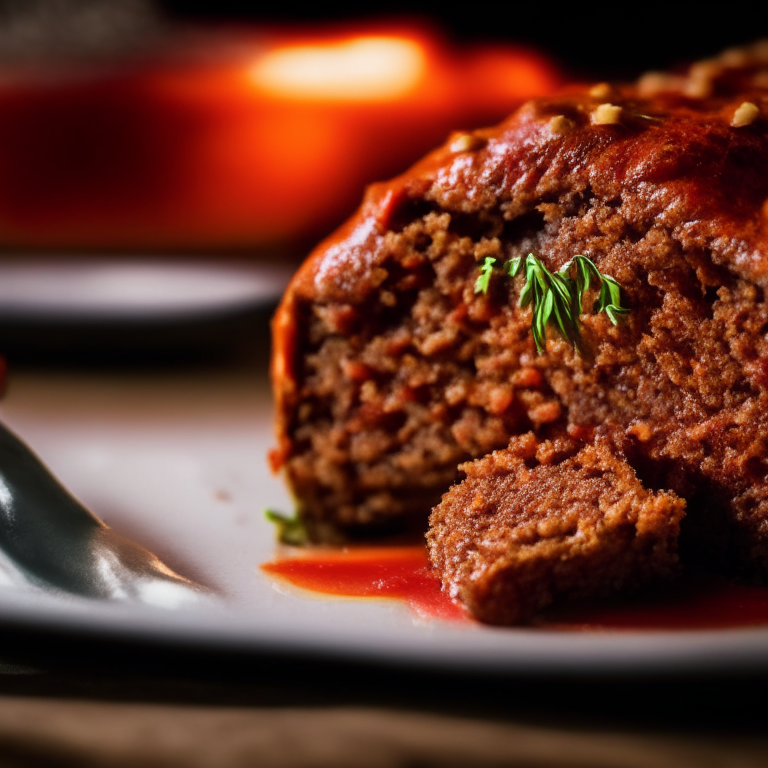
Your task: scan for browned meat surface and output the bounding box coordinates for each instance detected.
[427,433,685,624]
[271,42,768,621]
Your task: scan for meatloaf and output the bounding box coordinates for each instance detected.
[272,42,768,621]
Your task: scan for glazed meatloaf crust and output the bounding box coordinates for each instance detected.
[272,43,768,614]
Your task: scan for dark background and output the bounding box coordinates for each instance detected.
[159,0,764,81]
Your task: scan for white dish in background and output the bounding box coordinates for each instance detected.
[0,258,293,320]
[1,361,768,676]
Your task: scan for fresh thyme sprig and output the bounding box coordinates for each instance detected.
[475,253,629,353]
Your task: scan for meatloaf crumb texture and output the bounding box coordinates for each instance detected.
[427,434,686,624]
[272,42,768,621]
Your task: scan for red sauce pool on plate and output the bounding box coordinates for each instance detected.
[262,546,768,630]
[261,545,465,621]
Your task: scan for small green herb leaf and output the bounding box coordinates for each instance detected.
[265,509,310,546]
[506,256,523,278]
[474,256,499,295]
[595,275,629,325]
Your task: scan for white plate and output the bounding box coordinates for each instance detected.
[1,360,768,676]
[0,258,293,320]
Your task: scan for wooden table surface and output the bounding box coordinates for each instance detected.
[0,638,767,768]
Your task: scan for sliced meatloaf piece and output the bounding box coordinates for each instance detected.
[271,42,768,594]
[426,433,686,624]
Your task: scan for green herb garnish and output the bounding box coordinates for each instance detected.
[474,256,499,294]
[265,509,310,546]
[476,252,628,353]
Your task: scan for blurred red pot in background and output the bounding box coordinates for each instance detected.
[0,24,560,254]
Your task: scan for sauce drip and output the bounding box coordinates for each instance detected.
[261,545,464,621]
[263,545,768,630]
